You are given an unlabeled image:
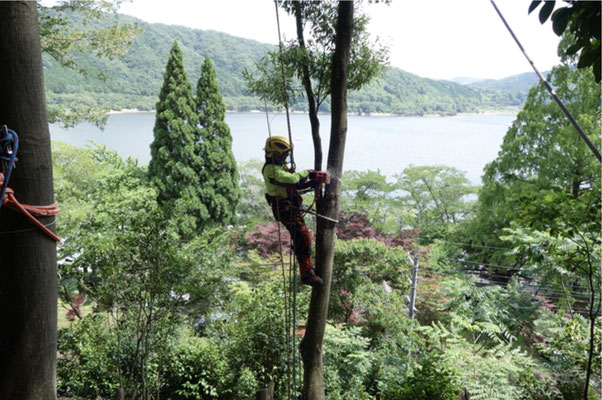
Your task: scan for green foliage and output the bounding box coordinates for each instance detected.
[181,229,238,321]
[501,185,601,398]
[421,320,535,400]
[57,315,122,398]
[196,56,240,227]
[396,165,477,241]
[208,280,308,398]
[246,0,388,115]
[332,238,411,297]
[322,325,372,400]
[347,68,523,116]
[530,0,601,82]
[468,71,542,94]
[41,5,529,118]
[532,312,601,394]
[148,41,206,235]
[461,62,601,267]
[53,142,238,398]
[341,170,396,231]
[442,278,541,346]
[484,65,600,190]
[236,159,273,225]
[381,349,461,400]
[159,335,232,399]
[354,283,420,353]
[339,166,476,238]
[503,184,601,272]
[39,2,141,127]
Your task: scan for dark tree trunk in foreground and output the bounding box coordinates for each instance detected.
[300,2,353,399]
[0,2,58,399]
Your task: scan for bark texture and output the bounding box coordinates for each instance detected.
[300,2,353,399]
[0,2,58,399]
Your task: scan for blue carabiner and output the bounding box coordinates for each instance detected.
[0,125,19,210]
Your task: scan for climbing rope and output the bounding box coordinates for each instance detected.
[263,96,294,399]
[271,1,304,396]
[274,0,296,173]
[0,125,60,242]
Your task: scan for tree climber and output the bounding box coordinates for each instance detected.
[262,135,330,287]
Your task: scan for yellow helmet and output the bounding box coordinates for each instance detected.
[264,135,291,158]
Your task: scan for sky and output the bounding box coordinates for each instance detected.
[112,0,562,81]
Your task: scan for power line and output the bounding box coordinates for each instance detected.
[437,240,515,252]
[460,270,593,290]
[450,259,522,271]
[451,259,594,290]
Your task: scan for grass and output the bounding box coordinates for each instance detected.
[57,299,93,330]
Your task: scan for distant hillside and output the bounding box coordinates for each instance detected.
[451,77,486,85]
[467,71,547,94]
[43,10,525,116]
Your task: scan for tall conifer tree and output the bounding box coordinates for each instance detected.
[196,56,240,226]
[149,41,206,233]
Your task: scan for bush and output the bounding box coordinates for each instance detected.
[323,325,373,400]
[57,315,126,399]
[244,221,291,257]
[159,335,232,400]
[381,349,461,400]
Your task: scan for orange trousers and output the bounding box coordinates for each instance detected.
[270,197,314,278]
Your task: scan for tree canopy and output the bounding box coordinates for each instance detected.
[196,56,240,227]
[148,41,206,235]
[529,0,601,82]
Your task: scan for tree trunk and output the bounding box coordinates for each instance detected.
[300,2,353,399]
[0,2,58,399]
[293,2,323,171]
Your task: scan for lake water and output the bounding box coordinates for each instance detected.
[49,112,516,184]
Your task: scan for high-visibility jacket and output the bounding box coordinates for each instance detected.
[262,163,310,199]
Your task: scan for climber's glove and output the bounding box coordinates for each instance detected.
[307,170,330,184]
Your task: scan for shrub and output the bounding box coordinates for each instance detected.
[244,221,292,257]
[381,349,461,400]
[57,315,125,399]
[159,335,232,399]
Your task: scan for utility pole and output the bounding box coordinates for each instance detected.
[408,239,419,319]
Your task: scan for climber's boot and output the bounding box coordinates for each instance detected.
[301,269,323,287]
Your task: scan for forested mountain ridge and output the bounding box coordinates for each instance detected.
[43,11,526,116]
[467,71,546,93]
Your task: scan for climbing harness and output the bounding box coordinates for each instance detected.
[0,125,60,242]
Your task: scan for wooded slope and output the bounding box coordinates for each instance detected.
[43,11,530,115]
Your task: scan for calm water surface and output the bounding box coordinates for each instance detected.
[49,112,516,184]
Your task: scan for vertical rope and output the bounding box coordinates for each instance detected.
[264,97,292,399]
[272,2,309,397]
[274,0,296,171]
[274,2,301,398]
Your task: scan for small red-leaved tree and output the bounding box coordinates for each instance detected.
[245,222,292,257]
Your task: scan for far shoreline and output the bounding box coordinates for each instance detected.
[108,107,519,117]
